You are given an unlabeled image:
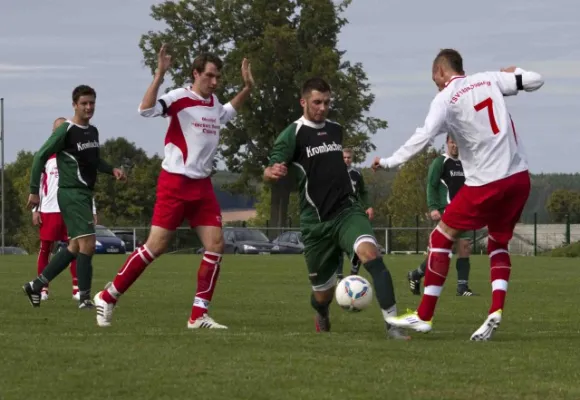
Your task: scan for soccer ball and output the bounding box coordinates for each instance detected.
[335,275,373,311]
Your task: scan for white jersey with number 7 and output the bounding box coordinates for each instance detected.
[380,68,544,186]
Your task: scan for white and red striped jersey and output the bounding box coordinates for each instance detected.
[35,155,97,214]
[138,87,237,179]
[380,68,544,186]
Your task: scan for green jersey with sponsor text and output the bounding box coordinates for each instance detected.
[268,117,358,225]
[30,120,113,194]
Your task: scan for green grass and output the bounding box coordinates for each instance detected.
[1,254,580,400]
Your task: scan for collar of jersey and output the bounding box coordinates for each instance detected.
[299,117,325,129]
[187,87,212,102]
[444,75,466,88]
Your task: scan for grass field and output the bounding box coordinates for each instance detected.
[1,254,580,400]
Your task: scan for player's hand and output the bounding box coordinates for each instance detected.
[113,168,127,181]
[371,157,383,172]
[156,43,172,76]
[500,66,517,73]
[241,58,254,89]
[430,210,441,221]
[32,211,42,226]
[27,194,40,210]
[365,208,374,221]
[265,163,287,181]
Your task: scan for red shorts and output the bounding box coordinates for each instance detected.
[442,171,531,244]
[39,212,68,242]
[151,170,222,231]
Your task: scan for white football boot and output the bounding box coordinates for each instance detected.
[385,310,433,333]
[94,288,116,327]
[187,314,228,329]
[470,309,502,341]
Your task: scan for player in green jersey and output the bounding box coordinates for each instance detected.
[264,78,408,339]
[22,85,126,309]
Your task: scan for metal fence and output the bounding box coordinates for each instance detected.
[109,220,579,256]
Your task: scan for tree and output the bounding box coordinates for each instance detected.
[248,183,300,230]
[546,189,580,223]
[138,0,386,227]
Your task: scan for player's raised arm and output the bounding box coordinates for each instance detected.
[138,44,172,118]
[374,96,447,170]
[489,67,544,96]
[221,58,254,124]
[264,125,296,182]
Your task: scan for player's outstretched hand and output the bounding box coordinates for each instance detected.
[371,157,383,172]
[241,58,254,89]
[265,163,287,181]
[113,168,127,182]
[156,43,172,76]
[500,66,517,73]
[27,194,40,210]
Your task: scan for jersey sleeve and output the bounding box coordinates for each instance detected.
[486,70,544,96]
[138,88,183,118]
[219,101,237,125]
[268,124,297,166]
[426,156,444,211]
[379,95,447,169]
[30,124,68,195]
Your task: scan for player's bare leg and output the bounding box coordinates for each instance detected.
[95,226,170,327]
[187,225,227,330]
[356,240,410,340]
[387,221,460,333]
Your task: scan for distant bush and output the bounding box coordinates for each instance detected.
[544,242,580,257]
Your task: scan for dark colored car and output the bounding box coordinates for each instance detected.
[111,229,142,252]
[212,227,275,254]
[271,231,304,254]
[0,246,29,255]
[95,225,126,254]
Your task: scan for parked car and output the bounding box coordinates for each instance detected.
[111,229,142,252]
[271,231,304,254]
[198,227,275,254]
[0,246,29,255]
[95,225,126,254]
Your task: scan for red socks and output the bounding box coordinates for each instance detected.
[101,245,156,304]
[488,236,511,314]
[417,227,454,321]
[37,240,52,291]
[189,252,222,321]
[70,259,79,296]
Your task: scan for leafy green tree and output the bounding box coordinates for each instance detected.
[546,189,580,223]
[138,0,386,226]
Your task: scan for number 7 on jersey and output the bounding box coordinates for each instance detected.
[474,97,500,134]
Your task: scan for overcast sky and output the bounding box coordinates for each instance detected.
[1,0,578,172]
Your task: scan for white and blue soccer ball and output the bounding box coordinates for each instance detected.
[335,275,373,311]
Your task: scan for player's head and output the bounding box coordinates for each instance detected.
[52,117,66,132]
[72,85,96,121]
[343,148,353,167]
[191,53,223,98]
[432,49,465,91]
[446,134,458,157]
[300,77,331,123]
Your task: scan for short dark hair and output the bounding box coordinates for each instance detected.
[72,85,96,103]
[191,53,223,77]
[434,49,464,74]
[301,77,331,97]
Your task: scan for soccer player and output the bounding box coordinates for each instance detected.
[93,44,254,329]
[336,148,373,281]
[407,134,475,297]
[264,77,408,340]
[33,116,98,302]
[373,49,543,340]
[23,85,126,309]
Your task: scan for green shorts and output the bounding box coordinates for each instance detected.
[458,230,472,241]
[57,188,95,239]
[302,206,376,291]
